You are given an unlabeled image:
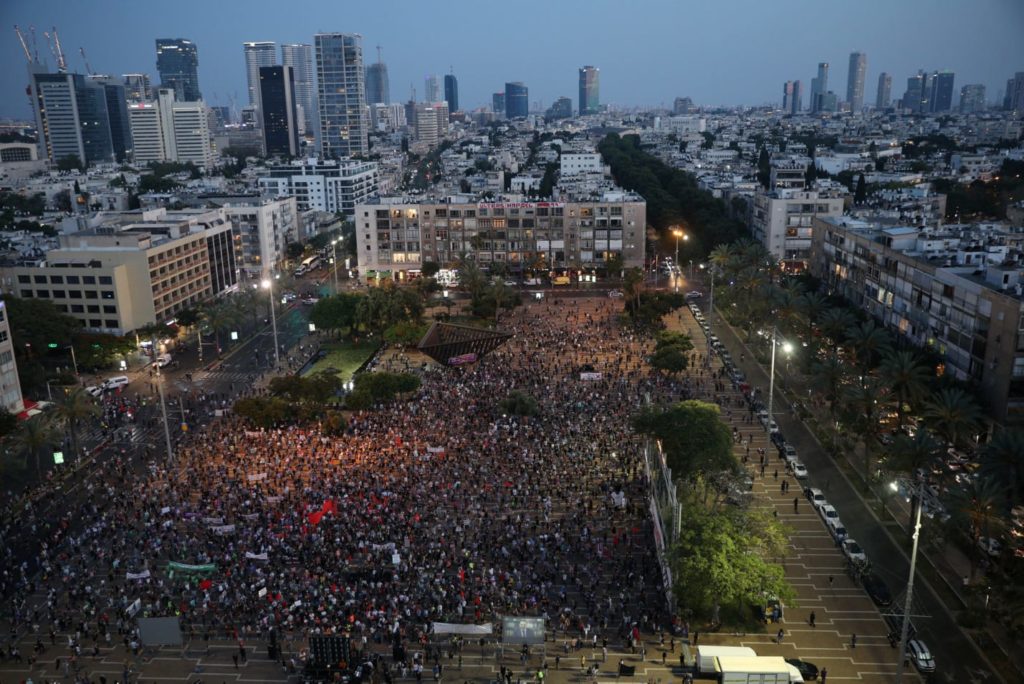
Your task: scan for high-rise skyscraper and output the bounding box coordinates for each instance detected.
[810,62,829,112]
[929,71,955,112]
[1004,72,1024,111]
[29,69,114,166]
[281,44,316,136]
[88,76,131,163]
[314,33,367,158]
[492,92,505,116]
[791,81,803,114]
[155,38,201,101]
[876,72,892,109]
[444,73,459,112]
[122,73,152,101]
[902,73,924,112]
[424,75,440,103]
[365,49,390,105]
[259,66,300,156]
[959,84,986,113]
[846,52,867,111]
[782,81,794,113]
[673,97,694,115]
[578,66,599,116]
[504,82,528,118]
[244,41,277,112]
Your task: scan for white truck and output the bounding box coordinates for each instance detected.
[695,646,757,674]
[715,655,803,684]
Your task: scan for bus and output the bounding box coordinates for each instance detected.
[295,255,321,276]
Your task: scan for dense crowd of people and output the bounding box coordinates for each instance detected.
[0,296,738,679]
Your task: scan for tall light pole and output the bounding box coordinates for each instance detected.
[672,229,687,292]
[892,477,924,684]
[702,264,716,367]
[331,237,341,295]
[155,359,174,463]
[262,277,280,367]
[766,326,793,434]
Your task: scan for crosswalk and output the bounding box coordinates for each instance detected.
[188,369,260,389]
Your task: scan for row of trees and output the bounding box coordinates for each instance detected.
[706,239,1024,585]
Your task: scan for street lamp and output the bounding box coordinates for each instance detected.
[766,326,793,435]
[261,277,280,367]
[701,263,717,367]
[672,229,687,292]
[154,361,174,463]
[331,237,342,295]
[890,477,923,684]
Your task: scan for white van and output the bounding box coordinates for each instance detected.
[695,646,757,673]
[103,376,130,391]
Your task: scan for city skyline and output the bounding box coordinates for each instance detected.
[2,0,1023,120]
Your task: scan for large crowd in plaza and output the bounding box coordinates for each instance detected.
[0,297,740,676]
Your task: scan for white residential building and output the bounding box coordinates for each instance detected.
[215,197,298,278]
[0,300,24,414]
[560,153,603,176]
[751,187,846,268]
[258,158,379,215]
[127,88,213,168]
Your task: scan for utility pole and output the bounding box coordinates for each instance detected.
[894,478,924,684]
[155,364,174,463]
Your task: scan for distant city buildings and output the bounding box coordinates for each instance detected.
[155,38,201,101]
[314,33,368,159]
[930,71,955,112]
[122,73,152,101]
[1004,72,1024,111]
[29,69,113,166]
[504,82,528,118]
[365,52,390,105]
[259,158,379,215]
[444,73,459,112]
[876,72,892,109]
[127,87,214,167]
[87,75,131,163]
[243,41,277,117]
[673,97,695,115]
[424,75,440,103]
[960,84,986,113]
[546,97,573,120]
[810,62,830,113]
[492,92,505,117]
[846,51,867,111]
[259,66,300,157]
[280,44,315,136]
[578,66,600,116]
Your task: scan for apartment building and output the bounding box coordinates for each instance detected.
[258,158,378,215]
[0,300,24,413]
[751,186,846,268]
[0,209,235,335]
[355,194,646,277]
[208,196,298,278]
[810,216,1024,423]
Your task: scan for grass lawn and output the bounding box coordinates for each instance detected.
[301,339,379,382]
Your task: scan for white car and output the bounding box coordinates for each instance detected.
[906,640,936,673]
[805,488,827,510]
[826,518,848,540]
[608,289,624,298]
[977,536,1002,558]
[155,354,172,368]
[791,462,808,479]
[819,503,840,524]
[842,538,868,565]
[102,375,130,391]
[84,385,104,398]
[685,290,702,299]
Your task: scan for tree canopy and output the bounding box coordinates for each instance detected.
[633,400,735,479]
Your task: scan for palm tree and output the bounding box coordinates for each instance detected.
[844,319,892,373]
[816,308,858,348]
[979,429,1024,505]
[810,356,849,420]
[491,280,509,325]
[797,291,828,371]
[946,476,1007,579]
[924,387,983,448]
[200,302,238,354]
[708,244,736,272]
[878,350,932,430]
[52,388,100,464]
[623,267,645,311]
[12,416,58,477]
[841,377,892,479]
[884,429,942,533]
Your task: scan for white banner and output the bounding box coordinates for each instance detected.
[126,570,151,581]
[247,473,267,482]
[431,622,493,635]
[126,598,141,617]
[266,496,282,504]
[241,513,260,521]
[579,372,603,381]
[210,524,236,535]
[427,446,446,454]
[160,506,171,515]
[258,587,268,598]
[203,517,224,525]
[392,553,401,566]
[245,552,269,561]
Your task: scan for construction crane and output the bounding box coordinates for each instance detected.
[29,25,39,63]
[13,25,32,63]
[51,26,67,72]
[79,47,93,75]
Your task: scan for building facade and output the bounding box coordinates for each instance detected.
[365,60,390,105]
[281,43,316,135]
[155,38,201,102]
[876,72,892,109]
[846,52,867,112]
[315,33,368,158]
[0,300,24,414]
[504,82,528,118]
[259,66,300,157]
[258,158,378,215]
[810,62,829,113]
[810,217,1024,424]
[217,197,297,278]
[243,41,277,112]
[0,209,235,334]
[960,84,986,113]
[492,92,505,116]
[29,70,114,167]
[444,73,459,112]
[578,66,599,116]
[88,76,131,163]
[127,89,213,167]
[355,195,646,277]
[751,187,846,267]
[930,71,955,112]
[123,73,151,102]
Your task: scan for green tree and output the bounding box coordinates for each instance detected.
[0,409,17,438]
[883,430,942,533]
[946,476,1007,579]
[420,261,441,279]
[355,283,424,336]
[310,293,363,334]
[233,396,293,428]
[499,390,540,417]
[924,387,983,448]
[51,388,100,464]
[978,429,1024,506]
[854,173,867,204]
[810,356,849,420]
[12,416,58,477]
[878,350,932,430]
[345,371,421,408]
[632,400,735,479]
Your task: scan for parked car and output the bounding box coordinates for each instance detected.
[102,375,130,391]
[819,504,840,525]
[791,462,808,479]
[842,538,868,565]
[805,487,827,509]
[977,536,1002,558]
[784,658,819,682]
[608,289,624,298]
[826,518,848,540]
[861,572,893,607]
[685,290,703,299]
[85,385,104,398]
[906,639,936,673]
[783,444,798,460]
[154,354,172,368]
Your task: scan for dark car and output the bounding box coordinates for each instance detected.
[785,658,819,681]
[861,572,893,607]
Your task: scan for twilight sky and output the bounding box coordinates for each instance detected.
[2,0,1023,120]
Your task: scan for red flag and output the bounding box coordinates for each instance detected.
[322,499,337,515]
[459,568,465,584]
[308,510,324,525]
[199,579,213,590]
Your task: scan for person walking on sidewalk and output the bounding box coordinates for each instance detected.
[809,611,816,628]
